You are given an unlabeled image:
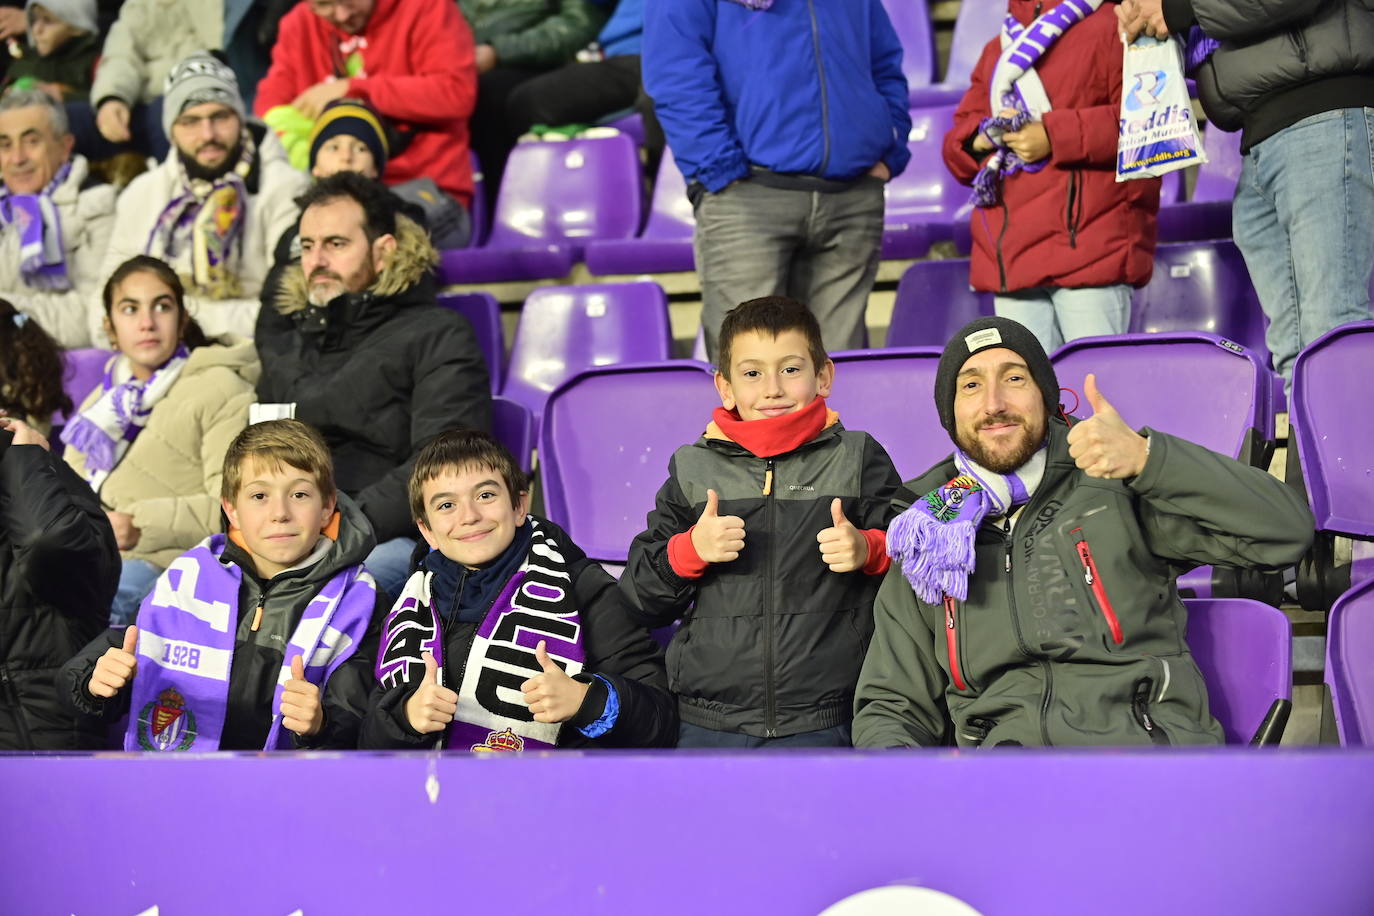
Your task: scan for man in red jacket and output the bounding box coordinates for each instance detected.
[943,0,1160,353]
[254,0,476,209]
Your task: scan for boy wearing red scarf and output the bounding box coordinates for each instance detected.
[621,297,903,747]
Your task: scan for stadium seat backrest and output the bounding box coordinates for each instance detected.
[1051,332,1271,461]
[1290,320,1374,537]
[1326,576,1374,746]
[643,147,694,240]
[504,281,673,422]
[888,259,993,348]
[880,0,937,90]
[540,361,718,563]
[488,135,643,246]
[1191,126,1244,203]
[945,0,1003,86]
[885,106,964,225]
[1184,598,1292,745]
[57,348,114,425]
[437,292,506,391]
[826,348,947,481]
[491,396,535,473]
[1130,241,1270,360]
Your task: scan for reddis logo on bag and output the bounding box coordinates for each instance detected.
[1125,70,1167,111]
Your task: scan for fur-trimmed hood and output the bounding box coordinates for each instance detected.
[273,212,438,317]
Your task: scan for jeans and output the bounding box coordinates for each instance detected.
[677,721,853,748]
[112,559,163,627]
[993,284,1132,354]
[365,536,420,602]
[1233,107,1374,384]
[694,177,886,362]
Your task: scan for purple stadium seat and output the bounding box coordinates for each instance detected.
[1156,126,1243,243]
[437,292,505,391]
[56,348,113,425]
[539,361,717,563]
[437,135,644,284]
[585,147,695,276]
[827,348,947,480]
[1184,598,1292,745]
[1051,331,1273,464]
[491,395,534,473]
[597,109,646,148]
[503,281,673,423]
[882,106,964,260]
[1130,240,1271,365]
[887,258,993,347]
[909,0,1001,108]
[1326,575,1374,746]
[880,0,937,101]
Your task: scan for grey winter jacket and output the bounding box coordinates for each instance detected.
[852,418,1314,749]
[1165,0,1374,143]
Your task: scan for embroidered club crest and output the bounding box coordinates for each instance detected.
[925,475,981,523]
[471,727,524,753]
[137,687,197,751]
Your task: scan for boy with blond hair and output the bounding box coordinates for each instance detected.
[621,296,904,747]
[60,419,390,750]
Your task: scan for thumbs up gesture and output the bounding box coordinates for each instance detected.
[817,498,869,573]
[521,640,590,724]
[404,651,458,735]
[1066,374,1150,479]
[690,488,747,564]
[280,654,325,737]
[89,625,139,699]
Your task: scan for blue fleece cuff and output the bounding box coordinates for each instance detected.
[576,675,620,738]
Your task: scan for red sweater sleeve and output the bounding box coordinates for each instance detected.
[350,0,477,124]
[667,527,709,580]
[860,528,890,577]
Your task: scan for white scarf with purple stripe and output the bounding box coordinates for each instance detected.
[124,534,377,751]
[0,160,73,291]
[887,447,1047,604]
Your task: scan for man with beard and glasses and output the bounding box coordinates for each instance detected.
[96,51,308,342]
[852,317,1314,749]
[253,172,489,601]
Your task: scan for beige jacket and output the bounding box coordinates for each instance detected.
[90,0,223,106]
[63,339,260,568]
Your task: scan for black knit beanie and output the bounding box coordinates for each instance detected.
[309,99,391,175]
[934,317,1060,437]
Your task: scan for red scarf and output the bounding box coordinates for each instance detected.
[710,396,830,458]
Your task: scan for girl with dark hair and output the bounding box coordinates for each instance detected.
[0,297,72,436]
[63,255,259,624]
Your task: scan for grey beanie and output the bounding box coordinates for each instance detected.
[934,317,1060,437]
[161,51,245,139]
[25,0,98,38]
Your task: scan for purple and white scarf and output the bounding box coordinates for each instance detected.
[64,346,190,492]
[376,518,586,753]
[146,128,255,298]
[124,533,378,751]
[888,446,1047,603]
[0,160,73,291]
[973,0,1103,207]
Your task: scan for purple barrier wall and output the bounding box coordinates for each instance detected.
[4,749,1372,915]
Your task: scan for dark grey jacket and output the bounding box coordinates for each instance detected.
[1165,0,1374,147]
[853,419,1314,749]
[620,419,903,738]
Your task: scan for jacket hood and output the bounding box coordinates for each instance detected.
[182,337,262,386]
[273,212,436,317]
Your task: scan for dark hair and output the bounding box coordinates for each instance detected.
[101,255,209,349]
[717,296,829,380]
[409,428,528,523]
[0,299,71,421]
[295,171,398,243]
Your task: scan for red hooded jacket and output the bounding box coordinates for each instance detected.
[943,0,1160,293]
[255,0,476,205]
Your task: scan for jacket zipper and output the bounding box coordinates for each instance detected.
[764,458,778,738]
[1001,517,1050,745]
[1065,172,1080,249]
[1071,528,1124,645]
[1,667,34,748]
[943,596,968,691]
[1132,677,1171,746]
[805,0,832,175]
[995,198,1011,292]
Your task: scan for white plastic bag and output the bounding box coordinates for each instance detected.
[1116,35,1206,181]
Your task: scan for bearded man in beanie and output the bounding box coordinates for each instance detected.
[852,316,1314,748]
[96,51,308,342]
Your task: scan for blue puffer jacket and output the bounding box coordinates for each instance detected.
[644,0,912,192]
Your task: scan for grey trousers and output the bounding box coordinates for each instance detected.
[693,178,885,362]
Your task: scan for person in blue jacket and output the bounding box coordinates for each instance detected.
[644,0,910,362]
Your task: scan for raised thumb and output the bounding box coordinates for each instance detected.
[703,488,720,517]
[121,625,138,655]
[290,653,306,681]
[1084,373,1112,416]
[535,639,560,674]
[830,497,848,528]
[421,650,438,685]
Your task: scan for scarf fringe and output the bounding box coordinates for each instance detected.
[63,415,116,471]
[888,507,978,605]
